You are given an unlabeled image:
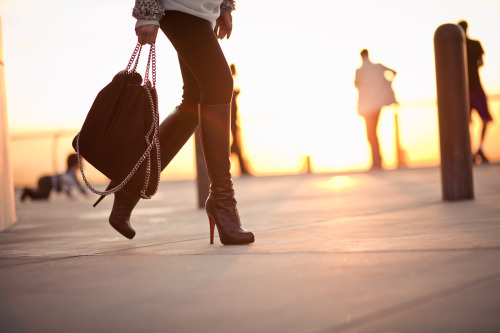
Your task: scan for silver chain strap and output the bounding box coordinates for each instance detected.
[138,81,161,199]
[127,43,142,73]
[76,43,161,199]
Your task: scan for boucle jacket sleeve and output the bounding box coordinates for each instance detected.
[220,0,236,12]
[133,0,165,21]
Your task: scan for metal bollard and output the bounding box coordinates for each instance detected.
[194,129,209,209]
[434,24,474,201]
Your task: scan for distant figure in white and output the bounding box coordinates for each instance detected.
[355,49,397,170]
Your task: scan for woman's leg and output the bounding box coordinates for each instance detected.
[107,12,233,240]
[108,57,201,240]
[364,111,382,170]
[160,11,254,244]
[159,11,233,105]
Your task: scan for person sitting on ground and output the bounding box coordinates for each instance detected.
[21,153,88,202]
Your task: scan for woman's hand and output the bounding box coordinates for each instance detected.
[215,12,232,39]
[136,24,159,45]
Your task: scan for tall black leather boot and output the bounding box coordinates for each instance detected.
[109,187,140,239]
[158,103,199,169]
[109,104,199,239]
[199,104,254,245]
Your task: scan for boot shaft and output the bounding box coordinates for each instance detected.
[159,103,199,170]
[198,104,232,187]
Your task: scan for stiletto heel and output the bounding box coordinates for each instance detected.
[93,194,106,207]
[93,182,112,207]
[209,217,216,244]
[206,195,254,245]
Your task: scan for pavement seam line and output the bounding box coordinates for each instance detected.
[3,246,500,268]
[319,270,500,333]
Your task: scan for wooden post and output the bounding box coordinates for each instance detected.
[434,24,474,201]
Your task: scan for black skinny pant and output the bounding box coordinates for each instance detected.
[159,11,233,110]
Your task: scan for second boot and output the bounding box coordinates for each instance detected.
[108,104,199,239]
[199,104,254,245]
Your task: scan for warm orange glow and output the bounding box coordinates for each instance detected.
[318,176,358,191]
[2,1,500,187]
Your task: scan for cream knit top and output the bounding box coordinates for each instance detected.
[134,0,235,29]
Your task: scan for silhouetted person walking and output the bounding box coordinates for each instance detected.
[21,154,87,201]
[354,49,397,170]
[230,63,251,175]
[458,20,493,164]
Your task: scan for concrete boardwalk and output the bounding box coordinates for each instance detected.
[1,165,500,332]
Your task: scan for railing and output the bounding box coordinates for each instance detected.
[10,129,78,175]
[8,93,500,188]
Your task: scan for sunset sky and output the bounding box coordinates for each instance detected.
[1,0,500,185]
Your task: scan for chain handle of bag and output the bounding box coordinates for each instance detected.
[144,43,156,88]
[139,54,161,199]
[138,43,161,199]
[75,43,161,199]
[127,42,143,73]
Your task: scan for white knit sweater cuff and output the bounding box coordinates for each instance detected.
[135,19,160,29]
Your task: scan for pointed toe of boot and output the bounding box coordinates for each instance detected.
[109,218,136,239]
[219,230,254,245]
[108,189,140,240]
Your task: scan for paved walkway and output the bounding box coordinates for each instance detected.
[1,165,499,332]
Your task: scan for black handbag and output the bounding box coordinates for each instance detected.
[73,43,161,204]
